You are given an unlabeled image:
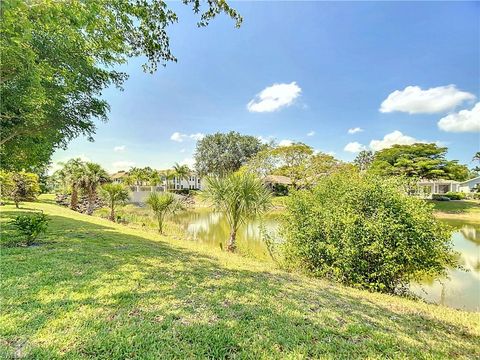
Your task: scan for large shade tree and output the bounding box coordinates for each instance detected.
[194,132,266,176]
[1,0,241,171]
[368,143,469,181]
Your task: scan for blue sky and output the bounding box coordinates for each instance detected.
[51,1,479,172]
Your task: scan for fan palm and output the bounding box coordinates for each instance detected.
[202,172,272,252]
[100,183,130,221]
[79,162,109,215]
[58,158,85,210]
[146,192,183,234]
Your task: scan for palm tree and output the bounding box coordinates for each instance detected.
[173,163,190,184]
[100,183,130,222]
[145,192,183,234]
[58,158,85,210]
[202,172,272,252]
[162,169,175,192]
[149,170,162,189]
[79,162,109,215]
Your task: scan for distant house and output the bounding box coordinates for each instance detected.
[417,179,460,195]
[458,176,480,193]
[111,171,129,184]
[109,169,202,203]
[417,177,480,197]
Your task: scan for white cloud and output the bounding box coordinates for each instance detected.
[380,85,475,114]
[369,131,423,151]
[348,127,363,134]
[113,145,126,152]
[170,132,205,142]
[112,160,135,171]
[307,131,315,137]
[247,82,301,113]
[438,102,480,133]
[189,133,205,141]
[344,142,366,153]
[278,139,294,147]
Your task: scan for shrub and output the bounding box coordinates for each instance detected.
[280,171,458,294]
[10,213,50,246]
[431,194,451,201]
[444,191,466,200]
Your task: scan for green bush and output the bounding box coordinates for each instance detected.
[431,194,451,201]
[444,191,466,200]
[10,213,50,246]
[280,171,458,294]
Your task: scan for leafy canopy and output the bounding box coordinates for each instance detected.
[1,0,241,170]
[195,132,266,176]
[247,143,347,188]
[369,143,469,181]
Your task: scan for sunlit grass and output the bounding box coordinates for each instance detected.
[1,197,479,359]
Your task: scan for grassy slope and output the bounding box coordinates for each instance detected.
[1,200,479,359]
[430,200,480,222]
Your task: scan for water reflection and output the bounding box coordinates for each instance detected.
[172,209,479,311]
[411,221,480,311]
[172,208,278,260]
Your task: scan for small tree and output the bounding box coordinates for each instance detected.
[0,170,14,201]
[146,192,183,234]
[202,172,272,252]
[10,213,50,246]
[6,172,41,208]
[100,183,130,222]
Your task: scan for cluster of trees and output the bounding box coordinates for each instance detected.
[354,144,472,181]
[194,132,348,188]
[53,159,109,214]
[1,0,240,171]
[0,170,41,208]
[122,163,191,191]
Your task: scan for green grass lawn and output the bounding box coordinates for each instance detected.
[1,199,479,359]
[429,199,480,222]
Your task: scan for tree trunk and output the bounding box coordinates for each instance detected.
[109,201,115,222]
[158,215,163,234]
[86,191,95,215]
[15,200,19,208]
[70,185,78,210]
[227,230,237,252]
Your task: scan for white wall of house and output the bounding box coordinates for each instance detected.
[459,177,480,193]
[168,175,202,190]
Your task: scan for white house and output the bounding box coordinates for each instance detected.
[417,179,460,195]
[458,176,480,193]
[109,170,202,203]
[417,177,479,197]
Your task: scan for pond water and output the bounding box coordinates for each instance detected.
[171,209,479,311]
